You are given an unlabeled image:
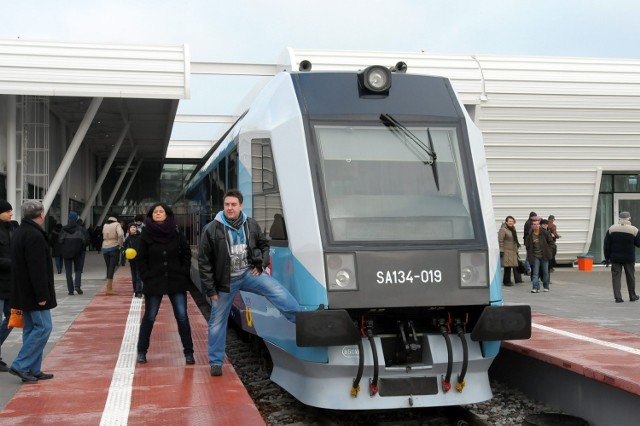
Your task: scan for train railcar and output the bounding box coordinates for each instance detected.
[182,62,531,410]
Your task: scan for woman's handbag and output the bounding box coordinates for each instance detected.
[516,257,526,274]
[8,309,24,328]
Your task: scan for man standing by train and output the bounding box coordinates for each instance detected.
[604,211,640,303]
[198,189,301,377]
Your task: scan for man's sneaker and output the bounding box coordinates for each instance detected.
[543,288,549,292]
[531,289,539,293]
[0,360,8,372]
[210,365,222,376]
[75,287,83,295]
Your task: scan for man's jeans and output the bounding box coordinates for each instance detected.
[0,298,14,362]
[137,292,193,355]
[532,257,550,290]
[208,270,300,366]
[11,309,52,375]
[64,252,85,293]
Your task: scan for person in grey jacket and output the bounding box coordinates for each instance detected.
[604,211,640,303]
[198,189,301,377]
[59,211,89,295]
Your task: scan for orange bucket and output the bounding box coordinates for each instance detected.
[577,257,593,271]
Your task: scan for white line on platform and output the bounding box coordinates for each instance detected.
[533,322,640,355]
[100,296,143,426]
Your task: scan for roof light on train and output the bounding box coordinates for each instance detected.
[360,65,392,93]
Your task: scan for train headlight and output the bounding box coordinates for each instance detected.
[359,65,392,93]
[325,253,358,291]
[459,252,488,288]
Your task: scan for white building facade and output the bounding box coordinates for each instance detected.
[1,40,639,263]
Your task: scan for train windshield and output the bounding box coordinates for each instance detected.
[315,124,475,242]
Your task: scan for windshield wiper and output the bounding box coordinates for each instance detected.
[380,113,440,191]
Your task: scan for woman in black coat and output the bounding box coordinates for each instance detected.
[135,203,194,365]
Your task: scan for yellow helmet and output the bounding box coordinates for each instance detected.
[125,248,137,260]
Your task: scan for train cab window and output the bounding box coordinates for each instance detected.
[315,124,474,243]
[251,139,286,242]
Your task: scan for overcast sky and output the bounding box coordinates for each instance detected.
[2,0,639,61]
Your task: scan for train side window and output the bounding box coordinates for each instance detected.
[251,138,287,243]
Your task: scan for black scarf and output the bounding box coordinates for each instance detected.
[224,214,244,230]
[143,215,177,244]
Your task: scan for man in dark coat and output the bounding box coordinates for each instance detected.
[59,211,89,295]
[9,200,57,383]
[604,211,640,303]
[0,199,18,372]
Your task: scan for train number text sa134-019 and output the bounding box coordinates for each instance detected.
[376,270,442,284]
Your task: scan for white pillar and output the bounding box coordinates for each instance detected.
[117,160,143,206]
[43,97,103,214]
[5,96,17,219]
[80,123,130,224]
[97,148,137,225]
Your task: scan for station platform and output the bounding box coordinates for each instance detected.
[494,265,640,425]
[0,251,264,426]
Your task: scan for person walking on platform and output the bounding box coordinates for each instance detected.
[101,216,124,295]
[136,203,195,365]
[9,200,57,383]
[525,217,556,293]
[50,223,63,274]
[522,211,538,275]
[603,211,640,303]
[0,200,18,373]
[59,211,89,295]
[198,189,301,377]
[122,223,143,297]
[498,215,523,286]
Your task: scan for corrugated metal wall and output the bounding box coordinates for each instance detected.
[0,40,189,99]
[287,49,640,262]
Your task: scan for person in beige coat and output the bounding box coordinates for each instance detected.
[101,216,123,295]
[499,215,523,286]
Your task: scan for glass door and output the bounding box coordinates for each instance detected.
[614,194,640,262]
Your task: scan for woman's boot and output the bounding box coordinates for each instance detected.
[105,279,116,295]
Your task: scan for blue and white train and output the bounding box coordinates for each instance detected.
[181,62,531,410]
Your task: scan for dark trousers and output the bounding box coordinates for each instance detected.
[503,267,522,284]
[137,292,193,356]
[129,260,142,293]
[611,262,637,301]
[103,250,120,279]
[64,252,85,293]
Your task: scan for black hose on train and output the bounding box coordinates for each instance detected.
[455,319,468,392]
[351,339,365,397]
[366,327,379,396]
[438,318,453,393]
